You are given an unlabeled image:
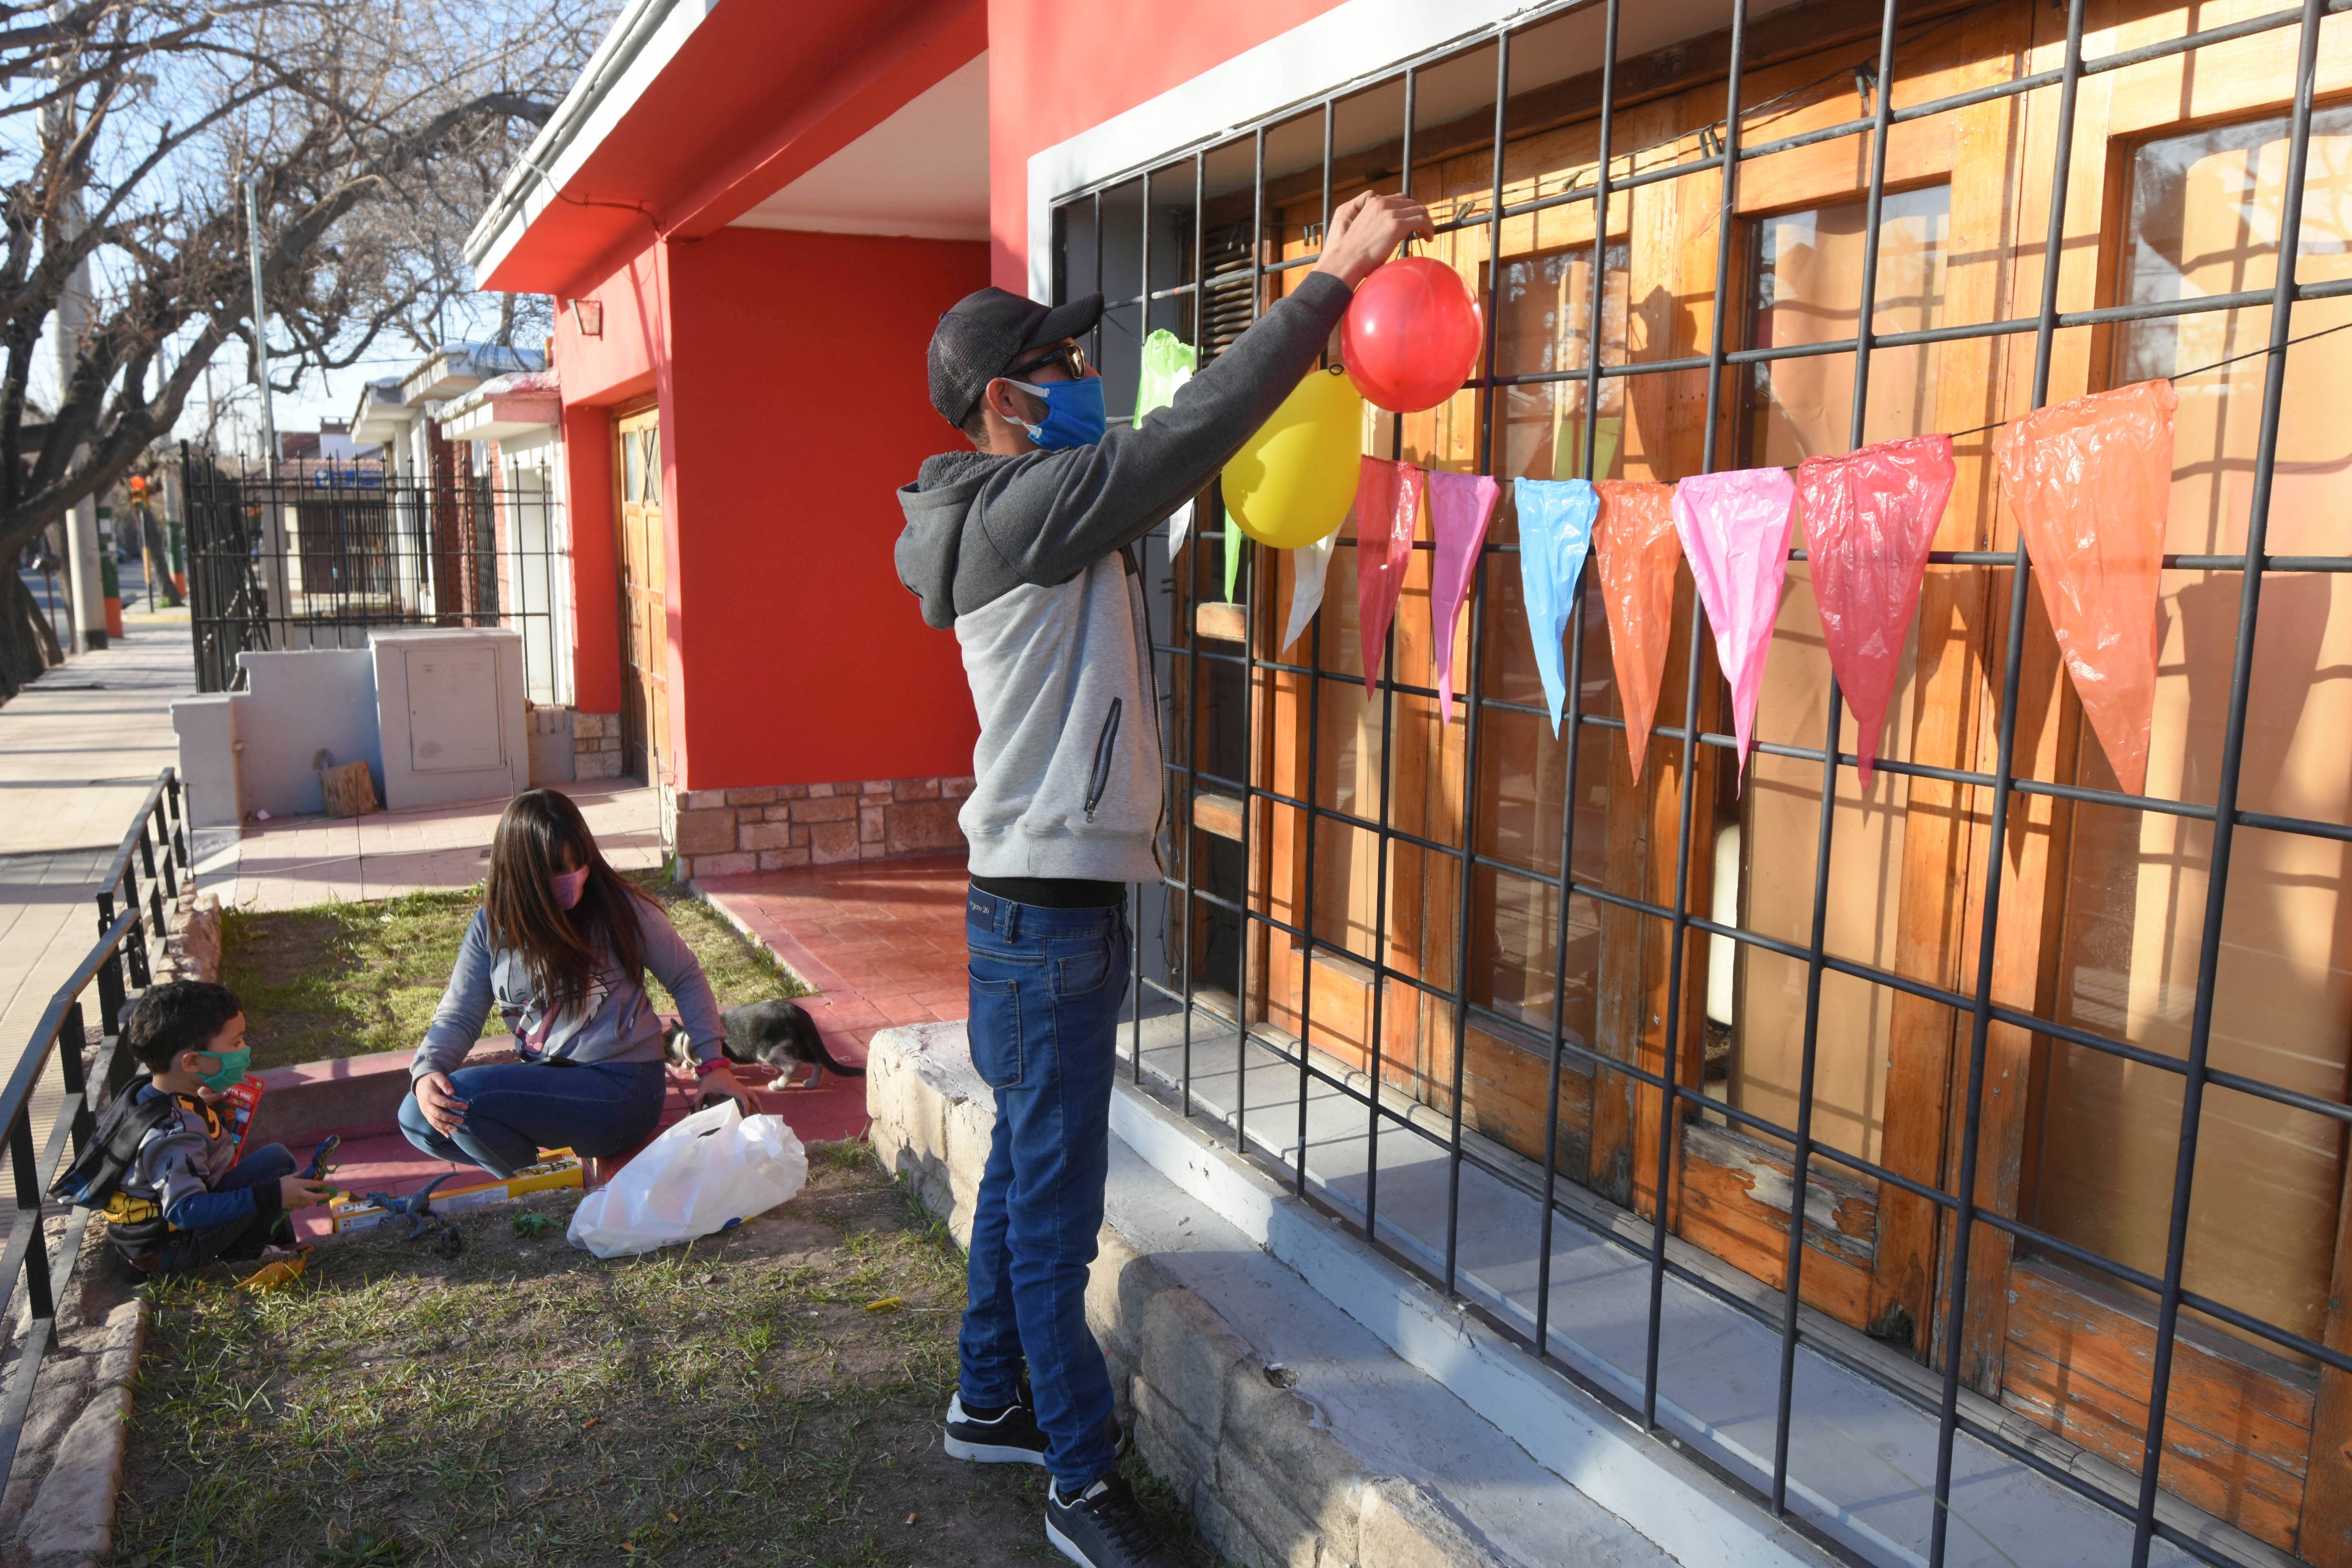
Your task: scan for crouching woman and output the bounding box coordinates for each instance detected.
[399,789,755,1177]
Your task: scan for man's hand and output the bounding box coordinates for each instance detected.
[278,1174,337,1210]
[1311,191,1436,290]
[414,1070,468,1136]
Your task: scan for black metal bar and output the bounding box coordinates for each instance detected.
[1441,31,1511,1302]
[1180,147,1208,1120]
[1295,96,1336,1198]
[1235,122,1268,1157]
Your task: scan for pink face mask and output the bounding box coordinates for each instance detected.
[552,867,589,910]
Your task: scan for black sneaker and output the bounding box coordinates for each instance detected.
[944,1391,1131,1467]
[944,1390,1049,1463]
[1045,1474,1177,1568]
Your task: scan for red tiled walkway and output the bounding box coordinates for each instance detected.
[697,852,970,1103]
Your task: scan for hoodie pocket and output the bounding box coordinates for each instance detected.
[1084,698,1123,822]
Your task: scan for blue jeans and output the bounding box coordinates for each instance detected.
[397,1059,667,1178]
[957,889,1129,1492]
[153,1143,295,1274]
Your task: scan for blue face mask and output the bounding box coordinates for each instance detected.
[1007,377,1107,449]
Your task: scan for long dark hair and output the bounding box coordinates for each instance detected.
[484,789,654,1011]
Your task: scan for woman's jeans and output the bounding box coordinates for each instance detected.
[956,889,1129,1493]
[397,1058,667,1178]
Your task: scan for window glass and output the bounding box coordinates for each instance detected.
[2033,107,2352,1350]
[1492,245,1630,482]
[1722,185,1952,1162]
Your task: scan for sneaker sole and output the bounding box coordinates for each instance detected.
[943,1433,1048,1465]
[1044,1516,1089,1567]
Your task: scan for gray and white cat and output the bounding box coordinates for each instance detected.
[665,998,866,1088]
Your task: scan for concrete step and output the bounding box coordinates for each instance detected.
[869,1019,1839,1568]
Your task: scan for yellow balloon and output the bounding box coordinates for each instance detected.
[1222,367,1364,549]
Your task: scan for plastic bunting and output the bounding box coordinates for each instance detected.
[1994,379,2177,796]
[1512,478,1598,735]
[1797,435,1955,788]
[1592,482,1681,774]
[1282,532,1338,653]
[1428,472,1500,723]
[1354,458,1425,696]
[1673,468,1797,785]
[1134,332,1199,552]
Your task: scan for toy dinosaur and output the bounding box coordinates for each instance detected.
[362,1174,456,1242]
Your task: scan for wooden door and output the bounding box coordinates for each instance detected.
[614,404,668,786]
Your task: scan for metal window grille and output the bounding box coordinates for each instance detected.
[182,445,572,705]
[1052,0,2350,1563]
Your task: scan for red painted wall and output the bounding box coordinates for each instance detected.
[985,0,1350,290]
[661,226,986,790]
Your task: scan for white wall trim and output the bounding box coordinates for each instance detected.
[1022,0,1563,302]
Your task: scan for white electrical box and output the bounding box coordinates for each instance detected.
[370,628,530,808]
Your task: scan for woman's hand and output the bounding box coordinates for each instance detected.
[1311,190,1436,290]
[414,1070,468,1135]
[699,1062,761,1116]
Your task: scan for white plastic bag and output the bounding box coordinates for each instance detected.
[567,1102,807,1258]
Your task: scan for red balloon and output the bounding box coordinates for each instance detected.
[1339,256,1483,413]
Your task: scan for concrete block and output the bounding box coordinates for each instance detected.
[246,1040,513,1146]
[809,821,860,864]
[170,694,242,829]
[692,852,757,878]
[674,809,735,856]
[862,779,894,796]
[893,777,942,801]
[1213,1456,1330,1568]
[1193,1487,1282,1568]
[943,775,977,798]
[1357,1478,1498,1568]
[13,1358,93,1467]
[1140,1289,1245,1442]
[233,649,383,819]
[21,1384,129,1560]
[727,786,779,807]
[1132,1375,1219,1497]
[859,806,885,843]
[804,783,834,798]
[886,798,963,856]
[757,849,810,871]
[1222,1364,1363,1564]
[737,821,791,852]
[777,784,809,800]
[675,788,729,811]
[576,748,624,780]
[526,709,576,785]
[793,796,857,823]
[763,804,795,822]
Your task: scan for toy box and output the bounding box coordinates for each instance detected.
[218,1078,264,1159]
[328,1150,582,1234]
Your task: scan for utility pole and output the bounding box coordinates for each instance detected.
[243,174,278,479]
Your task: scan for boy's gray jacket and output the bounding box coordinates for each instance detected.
[895,271,1354,884]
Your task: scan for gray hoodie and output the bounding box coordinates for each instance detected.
[895,271,1355,884]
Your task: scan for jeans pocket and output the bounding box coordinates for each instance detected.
[967,971,1024,1089]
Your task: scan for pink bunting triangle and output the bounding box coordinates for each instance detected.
[1593,483,1681,775]
[1354,458,1424,697]
[1798,436,1955,788]
[1995,380,2176,796]
[1427,471,1499,723]
[1673,469,1796,785]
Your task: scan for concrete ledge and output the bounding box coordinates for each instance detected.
[868,1022,1732,1568]
[1,1226,149,1568]
[246,1039,516,1147]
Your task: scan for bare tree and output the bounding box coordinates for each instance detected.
[0,0,611,693]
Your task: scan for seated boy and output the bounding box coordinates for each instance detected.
[54,980,334,1276]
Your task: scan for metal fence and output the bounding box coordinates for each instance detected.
[1054,0,2350,1563]
[0,773,191,1482]
[183,446,570,704]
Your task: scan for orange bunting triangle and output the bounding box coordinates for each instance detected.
[1592,482,1681,775]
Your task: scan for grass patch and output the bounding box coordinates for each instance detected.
[118,1149,1229,1568]
[221,873,810,1071]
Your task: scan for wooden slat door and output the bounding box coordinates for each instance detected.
[614,404,668,786]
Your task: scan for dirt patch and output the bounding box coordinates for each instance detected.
[117,1145,1226,1568]
[221,874,812,1071]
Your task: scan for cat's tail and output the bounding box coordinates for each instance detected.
[796,1005,866,1077]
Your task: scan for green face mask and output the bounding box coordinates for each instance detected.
[196,1046,251,1092]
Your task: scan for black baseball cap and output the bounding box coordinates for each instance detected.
[928,287,1104,430]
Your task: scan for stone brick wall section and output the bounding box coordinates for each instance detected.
[571,711,625,780]
[670,774,973,881]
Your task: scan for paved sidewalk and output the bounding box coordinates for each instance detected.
[213,783,664,909]
[0,624,196,1054]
